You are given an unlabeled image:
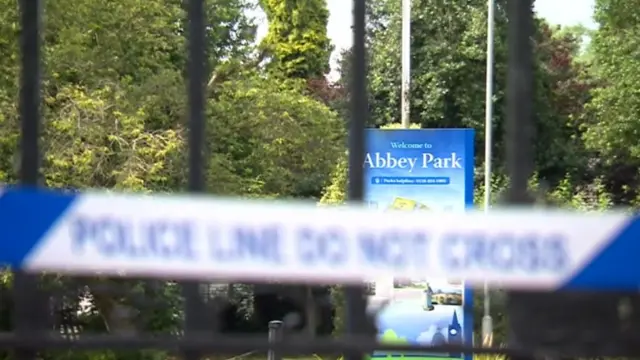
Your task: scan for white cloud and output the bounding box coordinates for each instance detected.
[416,325,438,344]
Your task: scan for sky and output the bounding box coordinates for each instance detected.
[253,0,597,77]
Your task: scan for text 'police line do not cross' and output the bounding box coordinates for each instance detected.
[0,188,638,290]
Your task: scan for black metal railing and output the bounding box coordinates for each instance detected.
[6,0,640,359]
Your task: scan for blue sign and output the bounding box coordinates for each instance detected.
[365,128,474,360]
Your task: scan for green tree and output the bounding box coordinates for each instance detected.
[380,329,409,344]
[337,0,510,168]
[0,0,259,186]
[553,23,595,64]
[341,1,508,129]
[337,1,592,187]
[532,20,594,183]
[207,74,345,198]
[0,0,346,350]
[582,0,640,205]
[259,0,333,78]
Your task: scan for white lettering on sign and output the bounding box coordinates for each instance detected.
[364,152,463,172]
[364,152,418,172]
[422,153,462,169]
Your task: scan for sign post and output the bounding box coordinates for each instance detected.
[366,128,475,360]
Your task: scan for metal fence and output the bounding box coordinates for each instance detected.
[6,0,640,359]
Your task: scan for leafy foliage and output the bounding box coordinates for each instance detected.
[581,0,640,205]
[259,0,333,78]
[337,0,593,187]
[0,0,344,350]
[207,75,344,197]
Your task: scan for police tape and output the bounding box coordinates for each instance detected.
[0,188,638,290]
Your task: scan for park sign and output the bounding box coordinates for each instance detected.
[364,128,474,360]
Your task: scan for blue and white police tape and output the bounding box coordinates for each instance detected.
[0,188,639,290]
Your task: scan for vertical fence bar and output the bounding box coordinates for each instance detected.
[267,320,283,360]
[186,0,206,192]
[345,0,368,360]
[349,0,366,192]
[183,0,208,360]
[504,0,534,205]
[504,0,535,359]
[15,0,44,360]
[18,0,41,185]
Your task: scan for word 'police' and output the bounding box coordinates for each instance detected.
[69,216,569,273]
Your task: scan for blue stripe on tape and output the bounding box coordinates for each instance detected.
[563,216,640,290]
[0,188,76,267]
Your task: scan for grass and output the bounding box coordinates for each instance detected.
[210,352,506,360]
[281,354,507,360]
[369,355,505,360]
